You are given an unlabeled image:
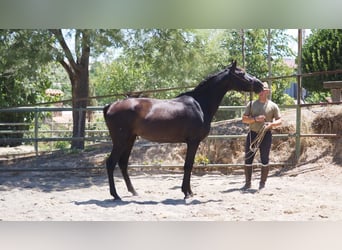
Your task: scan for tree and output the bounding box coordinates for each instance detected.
[220,29,295,105]
[302,29,342,94]
[49,29,124,149]
[0,30,54,146]
[92,29,230,105]
[1,29,125,149]
[121,29,226,97]
[92,29,296,110]
[222,29,294,77]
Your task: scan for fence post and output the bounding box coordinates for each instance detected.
[295,29,302,163]
[34,107,39,156]
[323,81,342,102]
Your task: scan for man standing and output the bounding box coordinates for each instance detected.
[241,82,282,190]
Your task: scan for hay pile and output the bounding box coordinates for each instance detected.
[312,107,342,135]
[311,106,342,164]
[129,118,298,168]
[197,119,246,166]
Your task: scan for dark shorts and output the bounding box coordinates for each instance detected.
[244,130,272,165]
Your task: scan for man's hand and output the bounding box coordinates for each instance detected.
[255,115,266,122]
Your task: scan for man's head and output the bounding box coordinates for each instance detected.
[262,82,270,91]
[258,82,270,99]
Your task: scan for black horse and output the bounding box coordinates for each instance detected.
[103,61,264,200]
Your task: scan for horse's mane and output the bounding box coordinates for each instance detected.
[177,65,231,98]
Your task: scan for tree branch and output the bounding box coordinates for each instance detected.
[49,29,79,72]
[59,59,75,85]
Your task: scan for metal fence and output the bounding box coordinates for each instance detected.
[0,105,288,152]
[0,104,340,170]
[0,106,108,154]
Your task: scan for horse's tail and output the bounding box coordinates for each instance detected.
[103,104,111,120]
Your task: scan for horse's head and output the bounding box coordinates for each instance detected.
[228,60,264,93]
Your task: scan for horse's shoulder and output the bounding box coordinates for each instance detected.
[174,95,196,103]
[173,95,202,113]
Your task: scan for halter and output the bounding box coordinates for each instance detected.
[230,70,257,85]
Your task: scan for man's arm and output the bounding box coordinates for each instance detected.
[265,117,282,130]
[242,114,266,124]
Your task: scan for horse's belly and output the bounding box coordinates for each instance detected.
[140,134,184,143]
[136,120,206,143]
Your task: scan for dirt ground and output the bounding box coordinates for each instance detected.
[0,106,341,221]
[0,159,341,221]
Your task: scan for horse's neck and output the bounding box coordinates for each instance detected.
[194,84,230,123]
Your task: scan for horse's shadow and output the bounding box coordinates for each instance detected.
[74,197,222,208]
[74,199,158,208]
[222,188,259,194]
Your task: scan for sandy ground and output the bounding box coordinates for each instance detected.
[1,106,341,221]
[0,158,341,221]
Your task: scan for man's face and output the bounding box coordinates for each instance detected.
[259,89,270,98]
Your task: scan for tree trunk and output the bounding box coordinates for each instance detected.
[71,65,89,150]
[50,29,91,150]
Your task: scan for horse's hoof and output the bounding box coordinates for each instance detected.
[184,193,194,200]
[113,196,122,201]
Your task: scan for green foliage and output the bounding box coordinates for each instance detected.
[222,29,294,77]
[214,92,246,120]
[195,154,210,165]
[302,29,342,93]
[46,62,71,101]
[0,29,125,148]
[221,29,295,106]
[304,92,330,104]
[92,29,295,108]
[269,59,296,105]
[0,30,54,107]
[0,30,55,146]
[0,29,298,148]
[54,140,70,150]
[91,29,230,105]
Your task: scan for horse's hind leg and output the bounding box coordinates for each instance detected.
[118,135,138,196]
[106,148,121,200]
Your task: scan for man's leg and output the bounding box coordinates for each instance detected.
[259,164,269,189]
[259,131,272,189]
[242,164,253,190]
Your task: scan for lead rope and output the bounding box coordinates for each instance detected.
[249,124,268,153]
[245,89,255,161]
[248,88,253,150]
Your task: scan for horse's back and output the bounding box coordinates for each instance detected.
[103,96,208,143]
[104,97,198,119]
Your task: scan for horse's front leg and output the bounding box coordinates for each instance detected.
[182,141,200,199]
